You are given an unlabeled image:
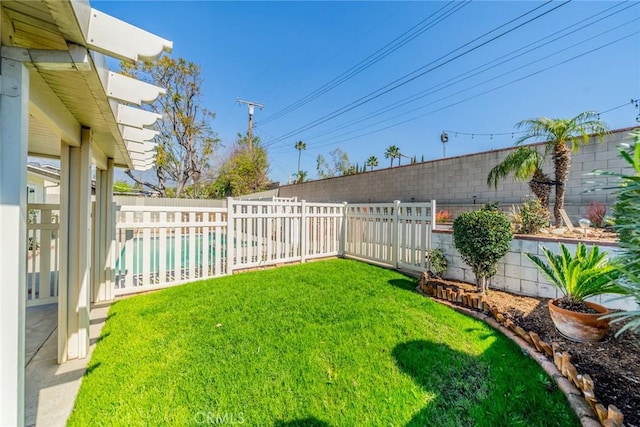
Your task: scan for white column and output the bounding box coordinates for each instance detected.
[92,159,115,302]
[0,51,29,427]
[58,129,92,362]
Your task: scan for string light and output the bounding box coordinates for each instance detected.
[443,99,639,141]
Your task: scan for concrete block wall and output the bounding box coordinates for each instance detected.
[278,127,638,221]
[432,230,638,311]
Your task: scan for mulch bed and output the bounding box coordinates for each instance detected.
[422,277,639,427]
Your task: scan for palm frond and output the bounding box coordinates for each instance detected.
[486,147,544,188]
[527,243,623,302]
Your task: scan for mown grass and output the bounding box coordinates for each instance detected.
[69,259,578,426]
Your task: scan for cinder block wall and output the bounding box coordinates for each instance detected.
[279,127,638,221]
[432,230,637,311]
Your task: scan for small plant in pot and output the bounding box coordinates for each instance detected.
[527,243,625,342]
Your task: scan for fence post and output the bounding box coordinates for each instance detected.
[392,200,400,269]
[300,200,307,263]
[429,199,437,251]
[226,197,235,275]
[339,202,348,257]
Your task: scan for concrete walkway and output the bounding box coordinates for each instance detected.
[25,302,111,427]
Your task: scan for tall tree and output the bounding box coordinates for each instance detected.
[209,133,270,198]
[122,57,220,198]
[316,148,351,178]
[366,156,379,171]
[294,140,306,183]
[514,112,608,226]
[384,145,400,167]
[487,147,552,210]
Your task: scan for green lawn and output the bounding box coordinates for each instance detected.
[69,259,578,426]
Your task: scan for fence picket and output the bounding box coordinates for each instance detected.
[110,200,430,296]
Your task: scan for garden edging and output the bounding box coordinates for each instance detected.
[417,274,626,427]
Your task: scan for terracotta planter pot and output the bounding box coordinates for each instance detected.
[548,299,611,342]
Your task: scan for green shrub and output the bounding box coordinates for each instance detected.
[509,197,550,234]
[453,208,513,293]
[603,130,640,335]
[426,248,448,277]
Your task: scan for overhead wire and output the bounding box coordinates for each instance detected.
[282,1,636,146]
[286,14,639,149]
[287,30,639,153]
[250,2,408,108]
[259,1,470,125]
[262,0,570,147]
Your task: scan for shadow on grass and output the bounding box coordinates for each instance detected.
[84,361,101,377]
[273,417,331,427]
[90,331,110,346]
[392,338,576,427]
[393,339,490,426]
[387,278,417,292]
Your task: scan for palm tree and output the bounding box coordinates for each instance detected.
[384,145,400,167]
[487,147,552,210]
[296,170,307,183]
[295,140,306,177]
[514,112,608,226]
[366,156,379,171]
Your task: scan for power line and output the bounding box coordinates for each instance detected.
[251,3,407,108]
[287,1,636,146]
[269,13,638,154]
[262,1,570,147]
[259,1,470,125]
[279,31,638,154]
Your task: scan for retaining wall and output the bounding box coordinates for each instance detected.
[279,127,638,221]
[432,229,638,311]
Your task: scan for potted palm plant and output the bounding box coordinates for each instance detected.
[527,243,625,342]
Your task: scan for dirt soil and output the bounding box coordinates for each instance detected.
[431,279,639,427]
[531,227,619,243]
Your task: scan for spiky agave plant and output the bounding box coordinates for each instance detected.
[527,243,624,304]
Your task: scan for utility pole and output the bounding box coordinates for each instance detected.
[237,99,264,152]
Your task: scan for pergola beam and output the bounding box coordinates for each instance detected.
[86,8,173,63]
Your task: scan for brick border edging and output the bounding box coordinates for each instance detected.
[415,277,625,427]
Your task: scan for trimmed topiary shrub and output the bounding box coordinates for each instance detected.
[453,207,513,293]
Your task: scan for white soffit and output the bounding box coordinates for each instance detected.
[117,104,162,129]
[107,72,166,105]
[122,126,158,142]
[86,8,173,62]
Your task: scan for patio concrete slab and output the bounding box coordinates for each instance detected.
[25,302,111,427]
[25,304,58,366]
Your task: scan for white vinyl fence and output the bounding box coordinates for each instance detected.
[111,199,435,296]
[227,200,344,271]
[26,204,60,306]
[343,201,436,274]
[114,206,228,296]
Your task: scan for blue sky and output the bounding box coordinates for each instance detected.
[94,1,640,185]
